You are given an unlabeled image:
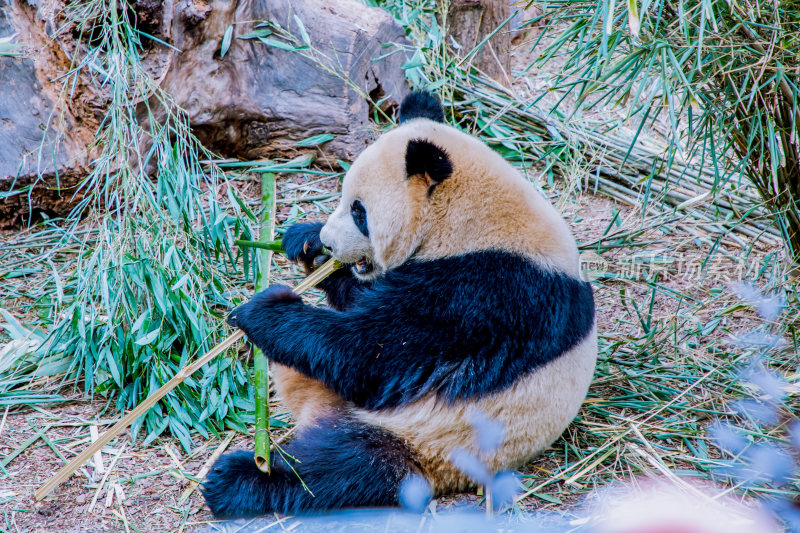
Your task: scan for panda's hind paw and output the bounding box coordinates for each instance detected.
[202,450,269,519]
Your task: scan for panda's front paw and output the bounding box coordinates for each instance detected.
[227,286,302,330]
[283,222,330,273]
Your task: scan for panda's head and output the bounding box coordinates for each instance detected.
[319,91,455,281]
[320,91,581,280]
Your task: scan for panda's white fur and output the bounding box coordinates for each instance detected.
[202,91,597,517]
[321,118,580,278]
[357,329,596,492]
[298,118,595,492]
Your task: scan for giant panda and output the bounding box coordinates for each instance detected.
[202,91,597,518]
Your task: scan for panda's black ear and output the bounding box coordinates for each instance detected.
[406,139,453,188]
[398,91,445,123]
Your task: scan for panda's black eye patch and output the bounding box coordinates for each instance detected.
[351,199,369,237]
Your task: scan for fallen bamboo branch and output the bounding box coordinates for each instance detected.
[178,432,235,504]
[34,257,342,501]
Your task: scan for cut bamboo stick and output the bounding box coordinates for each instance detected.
[178,432,235,504]
[34,257,342,501]
[235,239,283,251]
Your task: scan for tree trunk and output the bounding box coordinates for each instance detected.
[447,0,512,84]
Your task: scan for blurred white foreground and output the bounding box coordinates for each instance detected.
[206,479,780,533]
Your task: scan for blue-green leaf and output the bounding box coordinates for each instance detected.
[295,133,335,147]
[135,327,161,346]
[220,25,234,58]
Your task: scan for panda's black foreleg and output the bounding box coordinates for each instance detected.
[202,417,419,519]
[315,267,366,311]
[282,222,368,311]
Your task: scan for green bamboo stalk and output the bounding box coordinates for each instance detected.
[254,173,276,473]
[235,239,283,251]
[236,239,333,256]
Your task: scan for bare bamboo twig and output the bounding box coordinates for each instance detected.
[87,443,127,514]
[34,257,342,501]
[178,432,236,504]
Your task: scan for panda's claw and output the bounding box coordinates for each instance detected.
[283,222,326,271]
[312,255,330,269]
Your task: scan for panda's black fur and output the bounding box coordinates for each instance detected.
[226,251,594,410]
[398,90,446,124]
[202,91,597,518]
[202,418,416,516]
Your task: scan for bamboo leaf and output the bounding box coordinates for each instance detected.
[220,25,234,58]
[237,28,272,40]
[295,133,335,146]
[170,272,192,291]
[627,0,640,39]
[135,328,161,346]
[402,50,426,70]
[605,0,617,36]
[0,309,31,339]
[293,15,311,46]
[0,35,23,57]
[258,37,297,52]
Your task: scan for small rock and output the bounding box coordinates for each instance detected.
[37,505,55,516]
[75,493,88,505]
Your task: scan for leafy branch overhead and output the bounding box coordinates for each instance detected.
[526,0,800,260]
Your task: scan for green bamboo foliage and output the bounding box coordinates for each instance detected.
[524,0,800,260]
[7,0,260,450]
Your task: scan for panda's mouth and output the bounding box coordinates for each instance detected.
[353,257,374,276]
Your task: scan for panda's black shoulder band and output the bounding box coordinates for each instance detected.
[231,251,595,411]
